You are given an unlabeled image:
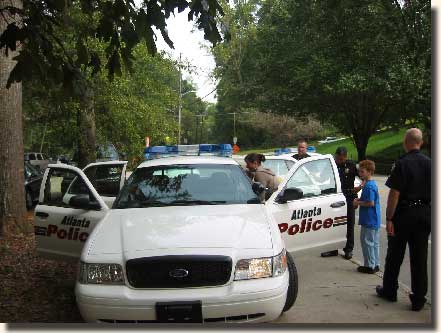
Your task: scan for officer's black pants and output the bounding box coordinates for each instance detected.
[343,197,355,253]
[382,206,431,303]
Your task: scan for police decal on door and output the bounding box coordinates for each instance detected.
[35,215,91,242]
[278,206,347,236]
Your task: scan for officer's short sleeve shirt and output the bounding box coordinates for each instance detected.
[292,153,310,160]
[385,160,405,192]
[385,150,431,202]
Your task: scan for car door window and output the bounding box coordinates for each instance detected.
[262,159,290,177]
[29,153,36,160]
[285,159,336,198]
[37,154,43,160]
[43,169,94,207]
[83,164,125,197]
[285,160,295,170]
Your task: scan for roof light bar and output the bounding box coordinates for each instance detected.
[144,144,233,160]
[274,146,316,156]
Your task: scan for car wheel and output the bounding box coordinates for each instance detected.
[282,251,298,312]
[25,189,33,210]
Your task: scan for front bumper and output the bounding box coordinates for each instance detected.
[75,272,289,323]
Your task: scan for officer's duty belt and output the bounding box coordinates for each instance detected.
[400,199,430,207]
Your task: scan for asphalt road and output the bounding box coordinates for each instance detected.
[351,175,432,302]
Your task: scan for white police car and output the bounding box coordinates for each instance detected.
[234,150,362,195]
[34,144,348,323]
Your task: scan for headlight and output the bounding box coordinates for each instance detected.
[78,262,124,284]
[234,249,287,280]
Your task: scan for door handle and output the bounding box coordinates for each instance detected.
[330,201,346,208]
[35,212,49,218]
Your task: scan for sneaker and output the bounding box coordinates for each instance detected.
[376,285,397,302]
[374,265,380,272]
[357,266,375,274]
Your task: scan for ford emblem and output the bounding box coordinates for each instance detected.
[169,268,189,279]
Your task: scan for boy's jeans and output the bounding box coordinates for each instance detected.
[360,226,380,268]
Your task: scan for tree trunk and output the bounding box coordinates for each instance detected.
[77,86,96,169]
[0,0,28,237]
[353,133,370,162]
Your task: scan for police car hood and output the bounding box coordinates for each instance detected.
[87,205,273,256]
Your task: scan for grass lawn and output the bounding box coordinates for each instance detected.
[314,128,406,161]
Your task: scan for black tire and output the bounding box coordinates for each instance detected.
[282,251,298,312]
[25,189,33,210]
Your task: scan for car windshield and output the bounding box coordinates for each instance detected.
[113,164,260,208]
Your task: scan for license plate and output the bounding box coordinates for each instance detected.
[156,301,202,323]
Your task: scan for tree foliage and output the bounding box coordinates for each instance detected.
[23,43,208,168]
[1,0,226,92]
[211,0,431,159]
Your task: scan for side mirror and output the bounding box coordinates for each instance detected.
[276,188,303,203]
[69,194,101,210]
[252,182,266,195]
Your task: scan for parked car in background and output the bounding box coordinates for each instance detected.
[24,152,50,171]
[56,155,71,164]
[24,161,43,209]
[317,137,345,145]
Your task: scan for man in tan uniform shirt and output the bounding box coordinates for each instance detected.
[245,153,280,202]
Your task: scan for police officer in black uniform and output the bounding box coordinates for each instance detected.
[292,139,310,160]
[376,128,431,311]
[334,146,361,259]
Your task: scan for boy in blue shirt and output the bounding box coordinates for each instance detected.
[353,160,381,274]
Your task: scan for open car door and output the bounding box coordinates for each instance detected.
[266,154,347,253]
[34,162,125,261]
[82,161,127,207]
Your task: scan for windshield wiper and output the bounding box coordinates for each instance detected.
[139,200,170,207]
[169,199,226,206]
[115,200,169,208]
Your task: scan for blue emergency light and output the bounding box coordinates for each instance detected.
[274,145,316,156]
[274,147,296,156]
[144,144,233,160]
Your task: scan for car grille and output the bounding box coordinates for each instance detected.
[99,313,266,323]
[126,255,233,288]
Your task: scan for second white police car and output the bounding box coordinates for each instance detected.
[34,144,348,323]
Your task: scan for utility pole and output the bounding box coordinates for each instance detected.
[178,53,182,145]
[226,112,250,142]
